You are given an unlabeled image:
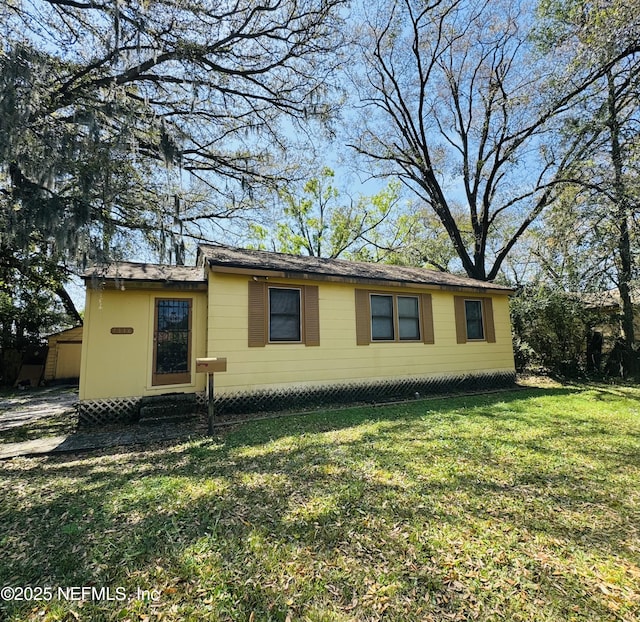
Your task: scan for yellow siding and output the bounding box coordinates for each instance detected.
[55,343,82,379]
[44,326,84,381]
[79,288,207,400]
[207,273,515,394]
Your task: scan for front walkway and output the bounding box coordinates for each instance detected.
[0,386,78,432]
[0,386,206,459]
[0,421,206,460]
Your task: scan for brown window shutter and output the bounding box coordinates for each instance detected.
[248,280,267,347]
[454,296,467,344]
[304,285,320,346]
[420,293,435,344]
[354,289,371,345]
[483,297,496,343]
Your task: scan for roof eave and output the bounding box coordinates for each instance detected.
[207,261,515,295]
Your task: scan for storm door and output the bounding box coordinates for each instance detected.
[152,298,192,386]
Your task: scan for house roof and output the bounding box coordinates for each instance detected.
[84,261,207,285]
[199,244,514,293]
[83,246,513,294]
[582,286,640,309]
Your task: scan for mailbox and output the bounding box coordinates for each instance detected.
[196,357,227,373]
[197,357,227,435]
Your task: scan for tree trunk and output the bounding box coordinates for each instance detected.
[607,71,637,377]
[55,286,83,326]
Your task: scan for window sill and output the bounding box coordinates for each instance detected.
[371,339,424,344]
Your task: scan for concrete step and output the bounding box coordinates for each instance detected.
[138,394,199,424]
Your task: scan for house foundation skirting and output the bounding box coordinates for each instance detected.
[77,397,141,426]
[212,371,516,416]
[77,371,516,426]
[78,392,199,427]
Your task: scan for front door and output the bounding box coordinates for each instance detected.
[152,298,192,386]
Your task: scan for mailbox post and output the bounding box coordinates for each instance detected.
[196,357,227,434]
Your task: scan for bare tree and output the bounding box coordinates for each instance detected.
[347,0,627,281]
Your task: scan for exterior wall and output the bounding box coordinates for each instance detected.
[44,326,84,381]
[79,287,207,400]
[54,343,83,379]
[207,272,515,395]
[592,307,640,344]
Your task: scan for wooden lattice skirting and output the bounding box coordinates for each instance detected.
[78,392,198,427]
[211,371,516,417]
[77,397,141,426]
[77,371,516,426]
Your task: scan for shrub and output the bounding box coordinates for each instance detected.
[510,284,593,377]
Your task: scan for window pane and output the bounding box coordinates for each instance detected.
[156,336,189,374]
[271,288,299,314]
[269,288,301,341]
[397,296,418,317]
[398,296,420,340]
[372,317,394,340]
[371,294,393,316]
[399,317,420,340]
[270,315,300,341]
[157,300,190,331]
[465,300,482,320]
[371,295,394,340]
[465,300,484,340]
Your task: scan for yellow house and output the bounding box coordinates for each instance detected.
[79,245,515,422]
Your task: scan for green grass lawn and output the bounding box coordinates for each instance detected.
[0,384,639,621]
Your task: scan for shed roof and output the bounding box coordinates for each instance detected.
[199,244,514,293]
[46,325,84,340]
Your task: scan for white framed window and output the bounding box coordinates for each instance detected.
[370,293,421,342]
[248,281,319,347]
[454,296,496,344]
[464,299,485,340]
[356,290,434,346]
[269,287,302,342]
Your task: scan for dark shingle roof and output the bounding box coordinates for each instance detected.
[84,262,206,284]
[582,287,640,309]
[199,244,513,293]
